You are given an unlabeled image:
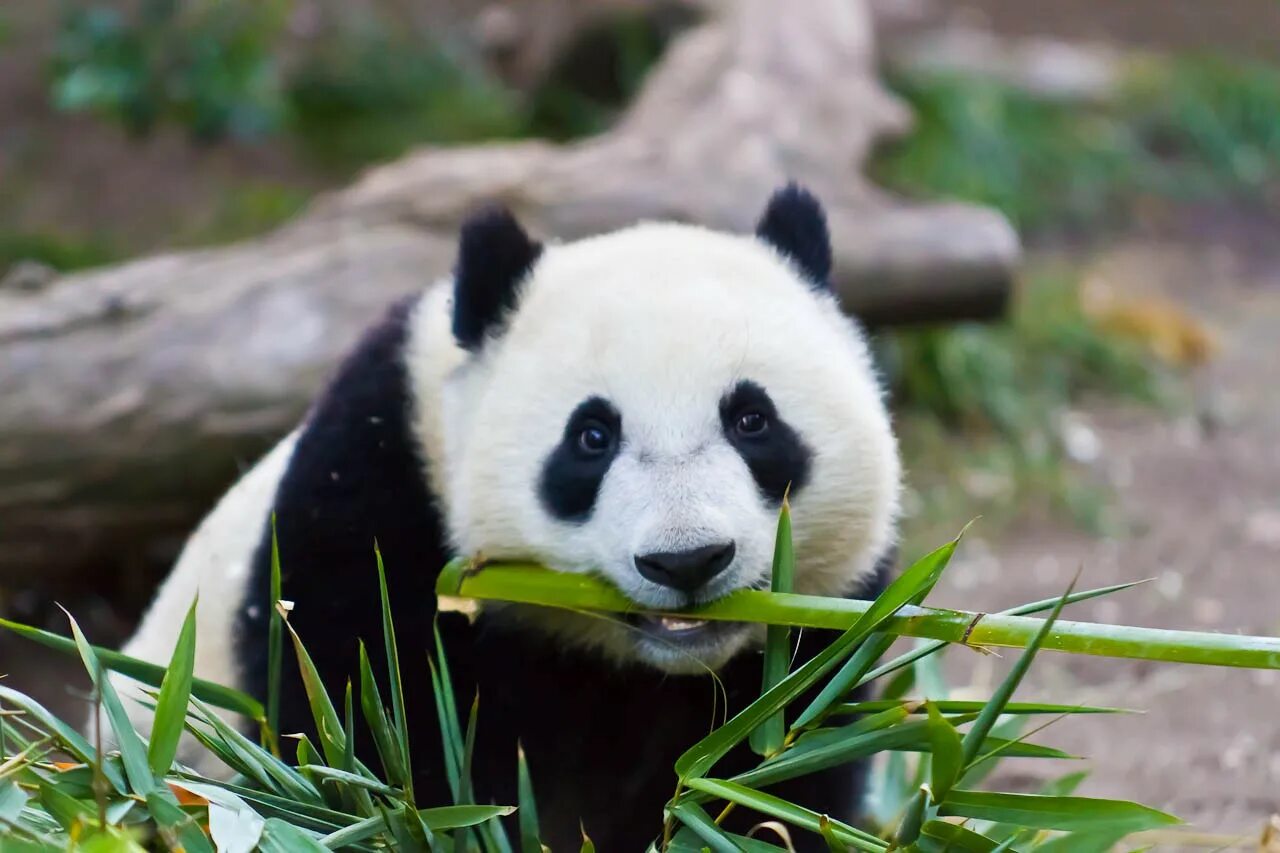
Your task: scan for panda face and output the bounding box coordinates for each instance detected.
[420,192,900,673]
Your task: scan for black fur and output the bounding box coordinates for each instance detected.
[538,396,622,522]
[756,183,833,289]
[452,207,543,350]
[720,379,813,503]
[237,297,888,850]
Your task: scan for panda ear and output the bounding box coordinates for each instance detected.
[452,206,543,350]
[755,183,832,290]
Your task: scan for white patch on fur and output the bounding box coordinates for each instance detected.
[409,222,901,673]
[94,432,298,776]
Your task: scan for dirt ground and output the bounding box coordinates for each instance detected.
[926,207,1280,841]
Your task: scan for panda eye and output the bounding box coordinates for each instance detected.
[735,411,769,437]
[576,421,614,456]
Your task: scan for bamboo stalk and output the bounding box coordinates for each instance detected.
[436,560,1280,671]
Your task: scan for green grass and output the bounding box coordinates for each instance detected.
[285,38,526,172]
[880,262,1175,543]
[871,55,1280,236]
[179,182,312,247]
[4,513,1279,850]
[0,232,120,276]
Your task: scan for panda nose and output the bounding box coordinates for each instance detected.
[634,542,736,593]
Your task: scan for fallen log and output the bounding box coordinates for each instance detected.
[0,0,1018,587]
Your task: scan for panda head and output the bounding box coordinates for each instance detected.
[426,185,900,673]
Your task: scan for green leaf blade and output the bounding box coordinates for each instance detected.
[750,500,796,757]
[939,790,1179,834]
[925,702,963,802]
[64,611,156,796]
[147,600,198,776]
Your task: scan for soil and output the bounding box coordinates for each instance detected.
[927,206,1280,840]
[872,1,1280,838]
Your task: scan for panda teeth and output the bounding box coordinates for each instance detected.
[658,616,708,632]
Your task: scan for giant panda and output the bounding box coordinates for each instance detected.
[104,185,901,849]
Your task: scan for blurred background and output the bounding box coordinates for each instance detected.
[1,0,1278,841]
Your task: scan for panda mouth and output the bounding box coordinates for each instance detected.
[627,612,738,643]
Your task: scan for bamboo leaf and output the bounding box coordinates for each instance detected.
[938,790,1179,833]
[379,803,424,852]
[750,499,795,756]
[818,815,846,853]
[666,827,788,852]
[37,778,94,832]
[171,781,265,853]
[186,698,322,802]
[684,778,886,852]
[342,680,355,774]
[731,721,932,791]
[517,742,542,853]
[282,618,346,768]
[675,536,960,782]
[376,545,414,795]
[460,692,480,805]
[895,788,928,847]
[145,789,215,853]
[925,702,963,802]
[960,579,1074,770]
[182,777,352,834]
[856,582,1144,691]
[914,820,1007,852]
[358,642,407,787]
[0,616,264,720]
[794,535,960,730]
[0,780,29,824]
[259,817,332,853]
[301,764,401,796]
[668,800,745,852]
[0,686,126,794]
[267,516,284,743]
[421,804,517,831]
[147,600,198,776]
[429,631,464,801]
[64,610,156,796]
[317,813,386,847]
[836,700,1126,716]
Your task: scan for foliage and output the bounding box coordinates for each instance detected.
[872,55,1280,236]
[0,232,119,276]
[45,0,688,164]
[882,267,1164,437]
[50,0,288,141]
[285,33,524,170]
[525,9,688,141]
[184,182,311,246]
[879,264,1172,537]
[45,0,520,159]
[5,508,1278,850]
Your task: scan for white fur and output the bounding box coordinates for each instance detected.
[98,432,298,772]
[410,222,901,671]
[104,216,902,751]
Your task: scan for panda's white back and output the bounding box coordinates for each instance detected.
[101,432,298,772]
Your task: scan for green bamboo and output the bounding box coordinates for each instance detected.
[436,560,1280,670]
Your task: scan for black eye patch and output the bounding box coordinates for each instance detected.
[719,380,812,503]
[539,396,622,522]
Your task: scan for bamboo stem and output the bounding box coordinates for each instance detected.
[436,560,1280,671]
